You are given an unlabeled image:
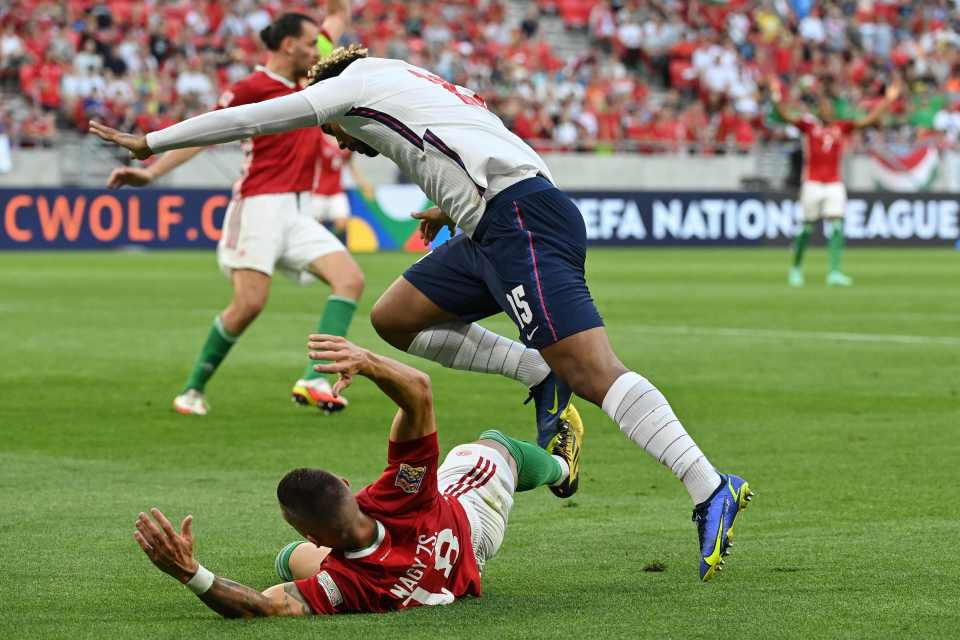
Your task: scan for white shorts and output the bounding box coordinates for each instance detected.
[312,192,351,222]
[800,181,846,222]
[437,444,516,572]
[218,192,346,283]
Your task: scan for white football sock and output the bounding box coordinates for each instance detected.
[408,321,550,387]
[602,372,721,505]
[551,455,570,486]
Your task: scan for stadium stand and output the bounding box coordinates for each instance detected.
[1,0,959,154]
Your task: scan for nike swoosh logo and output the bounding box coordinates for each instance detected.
[727,478,739,501]
[526,326,540,341]
[547,386,559,415]
[702,504,727,567]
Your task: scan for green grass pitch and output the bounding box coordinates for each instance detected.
[1,247,957,639]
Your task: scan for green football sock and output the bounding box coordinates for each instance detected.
[183,315,238,392]
[792,223,813,268]
[828,219,845,272]
[275,541,307,581]
[478,429,563,491]
[303,295,358,380]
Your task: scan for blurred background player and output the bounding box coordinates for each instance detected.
[311,131,375,242]
[105,3,364,415]
[771,77,900,288]
[130,335,584,617]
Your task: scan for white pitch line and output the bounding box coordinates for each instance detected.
[623,324,960,347]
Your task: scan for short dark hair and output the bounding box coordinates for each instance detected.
[260,13,316,51]
[277,468,352,529]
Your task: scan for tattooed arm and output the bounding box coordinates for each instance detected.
[132,508,313,618]
[198,580,313,618]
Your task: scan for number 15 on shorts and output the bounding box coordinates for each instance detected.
[506,285,534,331]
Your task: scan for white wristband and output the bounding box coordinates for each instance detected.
[186,564,215,595]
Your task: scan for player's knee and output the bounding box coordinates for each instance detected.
[369,297,389,331]
[370,296,402,342]
[555,358,628,406]
[333,268,364,301]
[235,291,268,321]
[371,289,430,351]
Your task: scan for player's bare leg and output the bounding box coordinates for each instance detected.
[292,250,365,412]
[307,250,365,300]
[222,269,273,334]
[370,276,459,350]
[175,269,271,415]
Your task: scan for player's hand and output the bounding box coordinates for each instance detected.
[411,207,454,244]
[885,80,901,102]
[107,166,154,189]
[307,334,369,395]
[133,508,199,583]
[89,121,153,160]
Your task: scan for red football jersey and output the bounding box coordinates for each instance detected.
[796,117,855,183]
[218,66,320,197]
[313,133,351,196]
[295,433,482,614]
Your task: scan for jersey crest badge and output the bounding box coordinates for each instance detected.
[395,463,427,494]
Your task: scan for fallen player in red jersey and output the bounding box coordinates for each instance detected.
[132,335,583,617]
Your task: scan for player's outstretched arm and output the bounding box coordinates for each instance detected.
[133,508,312,618]
[199,579,312,618]
[768,75,800,126]
[106,148,204,188]
[322,0,352,43]
[855,82,901,129]
[307,335,436,442]
[90,75,359,158]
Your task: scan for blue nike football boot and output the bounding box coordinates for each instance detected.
[692,473,754,581]
[526,371,573,448]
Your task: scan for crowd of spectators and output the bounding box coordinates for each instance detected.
[2,0,960,154]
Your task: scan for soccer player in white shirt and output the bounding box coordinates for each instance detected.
[90,46,753,581]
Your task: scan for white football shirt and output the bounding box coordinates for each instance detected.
[146,57,554,236]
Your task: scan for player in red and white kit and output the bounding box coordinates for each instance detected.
[771,79,899,287]
[130,336,583,618]
[311,132,375,240]
[105,4,364,416]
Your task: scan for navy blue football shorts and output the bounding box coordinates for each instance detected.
[403,176,604,350]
